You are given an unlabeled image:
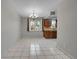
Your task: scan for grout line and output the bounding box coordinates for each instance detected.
[35,45,38,59]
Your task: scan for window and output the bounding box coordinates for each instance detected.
[27,18,42,31]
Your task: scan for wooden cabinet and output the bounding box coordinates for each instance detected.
[43,31,57,39]
[43,19,57,39]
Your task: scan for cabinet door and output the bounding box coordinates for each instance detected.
[43,31,51,38]
[52,31,57,38]
[44,19,51,28]
[43,31,57,38]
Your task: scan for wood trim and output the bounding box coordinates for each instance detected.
[27,18,29,31]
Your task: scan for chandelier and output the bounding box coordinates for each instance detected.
[29,10,38,18]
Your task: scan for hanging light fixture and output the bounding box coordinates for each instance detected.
[29,10,38,18]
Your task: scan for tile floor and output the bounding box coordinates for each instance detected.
[2,38,71,59]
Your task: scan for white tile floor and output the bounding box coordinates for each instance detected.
[2,38,71,59]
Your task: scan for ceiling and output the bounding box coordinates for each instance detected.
[13,0,62,17]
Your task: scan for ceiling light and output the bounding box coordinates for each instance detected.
[29,10,38,18]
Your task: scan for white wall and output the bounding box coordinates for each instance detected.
[1,0,21,57]
[57,0,77,59]
[20,17,43,39]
